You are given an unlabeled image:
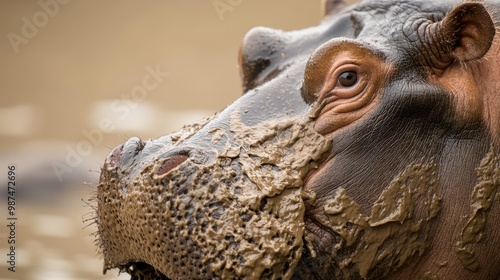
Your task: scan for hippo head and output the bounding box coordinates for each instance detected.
[94,0,500,279]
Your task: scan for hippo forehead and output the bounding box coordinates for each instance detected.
[239,0,464,98]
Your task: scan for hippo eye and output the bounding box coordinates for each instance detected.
[338,71,358,87]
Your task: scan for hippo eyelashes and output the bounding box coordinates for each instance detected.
[303,39,393,135]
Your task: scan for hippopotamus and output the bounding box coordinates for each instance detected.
[93,0,500,279]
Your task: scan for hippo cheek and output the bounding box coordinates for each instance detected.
[96,113,332,279]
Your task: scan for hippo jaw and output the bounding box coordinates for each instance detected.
[95,111,332,280]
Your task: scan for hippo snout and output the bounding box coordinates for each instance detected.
[95,111,332,279]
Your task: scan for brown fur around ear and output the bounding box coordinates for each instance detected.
[427,2,496,68]
[443,3,496,61]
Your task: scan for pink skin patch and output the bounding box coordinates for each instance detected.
[157,155,188,175]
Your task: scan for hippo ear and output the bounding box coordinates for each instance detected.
[431,3,495,65]
[322,0,347,16]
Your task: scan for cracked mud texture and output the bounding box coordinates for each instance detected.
[316,161,441,279]
[455,147,500,271]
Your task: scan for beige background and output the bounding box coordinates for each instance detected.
[0,1,356,279]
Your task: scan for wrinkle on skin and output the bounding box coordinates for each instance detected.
[429,64,483,127]
[470,37,500,146]
[430,38,500,146]
[303,40,394,136]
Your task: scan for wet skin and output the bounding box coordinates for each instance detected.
[95,0,500,279]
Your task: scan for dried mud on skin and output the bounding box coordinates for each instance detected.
[455,147,500,271]
[95,112,332,280]
[316,161,441,279]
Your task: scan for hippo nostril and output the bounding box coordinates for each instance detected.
[157,155,188,175]
[156,146,208,175]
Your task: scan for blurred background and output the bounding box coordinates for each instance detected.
[0,1,355,279]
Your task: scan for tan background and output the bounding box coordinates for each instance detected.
[0,1,355,279]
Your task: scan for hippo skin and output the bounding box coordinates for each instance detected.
[93,0,500,279]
